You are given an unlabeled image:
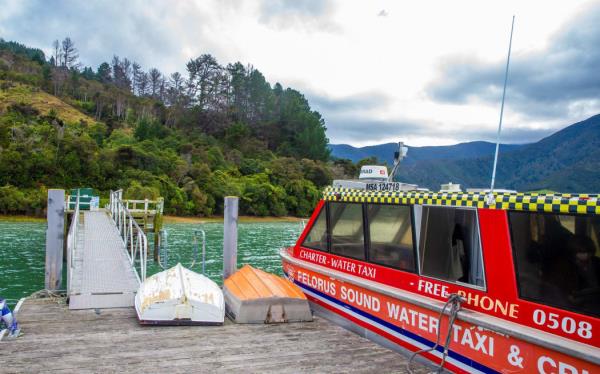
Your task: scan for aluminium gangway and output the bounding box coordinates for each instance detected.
[67,190,148,309]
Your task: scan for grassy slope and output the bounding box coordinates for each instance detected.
[0,81,96,124]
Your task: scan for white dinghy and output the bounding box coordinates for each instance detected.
[135,263,225,325]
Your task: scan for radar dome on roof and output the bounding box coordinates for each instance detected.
[359,165,388,180]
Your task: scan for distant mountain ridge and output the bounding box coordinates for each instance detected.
[330,114,600,193]
[330,141,525,165]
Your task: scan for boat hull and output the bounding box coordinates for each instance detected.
[282,256,599,374]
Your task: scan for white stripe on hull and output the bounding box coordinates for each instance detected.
[303,287,487,374]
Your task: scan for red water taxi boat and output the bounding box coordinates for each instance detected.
[281,176,600,373]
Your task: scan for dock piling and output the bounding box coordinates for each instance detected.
[45,189,65,291]
[223,196,239,280]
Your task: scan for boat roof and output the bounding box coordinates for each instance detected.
[323,186,600,215]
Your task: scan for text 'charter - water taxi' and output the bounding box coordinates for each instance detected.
[281,155,599,373]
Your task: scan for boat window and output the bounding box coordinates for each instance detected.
[367,204,415,271]
[509,212,600,318]
[302,206,328,251]
[417,206,485,287]
[329,202,366,260]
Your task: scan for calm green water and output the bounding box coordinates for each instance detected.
[0,221,46,308]
[0,220,303,308]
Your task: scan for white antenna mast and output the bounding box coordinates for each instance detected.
[488,15,515,205]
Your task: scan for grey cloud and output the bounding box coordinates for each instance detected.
[303,85,554,144]
[325,115,553,145]
[258,0,339,32]
[0,0,223,74]
[326,117,424,143]
[306,90,392,113]
[428,3,600,120]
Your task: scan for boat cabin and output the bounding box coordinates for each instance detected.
[292,186,600,347]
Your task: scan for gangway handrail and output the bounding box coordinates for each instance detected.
[108,190,147,283]
[66,193,80,293]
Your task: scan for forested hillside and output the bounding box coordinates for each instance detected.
[3,38,596,217]
[0,37,340,217]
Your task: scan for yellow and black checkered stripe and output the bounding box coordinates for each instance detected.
[322,187,600,215]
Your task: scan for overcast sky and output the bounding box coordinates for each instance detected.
[1,0,599,146]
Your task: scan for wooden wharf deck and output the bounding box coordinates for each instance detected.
[0,298,429,373]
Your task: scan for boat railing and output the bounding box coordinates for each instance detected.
[66,193,80,293]
[109,190,147,283]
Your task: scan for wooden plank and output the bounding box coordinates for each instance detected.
[0,298,430,373]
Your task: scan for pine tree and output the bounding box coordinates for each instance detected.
[60,37,79,69]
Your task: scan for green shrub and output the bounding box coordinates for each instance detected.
[0,185,28,214]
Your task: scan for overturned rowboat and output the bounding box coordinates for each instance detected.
[135,263,224,325]
[224,264,312,323]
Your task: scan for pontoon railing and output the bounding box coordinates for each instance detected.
[158,229,169,270]
[192,229,207,275]
[158,228,207,274]
[109,190,147,283]
[66,193,80,293]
